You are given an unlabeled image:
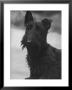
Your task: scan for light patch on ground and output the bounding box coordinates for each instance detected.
[10,28,25,49]
[47,32,61,49]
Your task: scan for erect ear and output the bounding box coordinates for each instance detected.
[42,18,52,30]
[24,11,34,25]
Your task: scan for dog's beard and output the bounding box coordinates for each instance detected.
[21,40,41,57]
[21,39,26,49]
[21,35,27,49]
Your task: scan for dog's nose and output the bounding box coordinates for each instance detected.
[26,40,32,46]
[27,40,31,43]
[27,40,32,43]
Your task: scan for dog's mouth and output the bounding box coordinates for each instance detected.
[26,42,39,49]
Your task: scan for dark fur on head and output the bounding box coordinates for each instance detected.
[21,11,61,79]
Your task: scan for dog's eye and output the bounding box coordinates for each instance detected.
[26,24,33,30]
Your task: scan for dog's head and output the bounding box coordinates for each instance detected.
[21,11,52,54]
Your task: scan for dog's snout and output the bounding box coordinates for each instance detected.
[26,40,32,46]
[27,40,32,43]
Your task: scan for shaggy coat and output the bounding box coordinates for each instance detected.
[21,11,61,79]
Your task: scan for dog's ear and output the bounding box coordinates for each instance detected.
[24,11,34,25]
[42,18,52,31]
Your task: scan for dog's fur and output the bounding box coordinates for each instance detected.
[21,11,61,79]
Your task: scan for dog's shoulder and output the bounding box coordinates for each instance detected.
[43,44,61,63]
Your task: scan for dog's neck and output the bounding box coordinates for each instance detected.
[27,43,48,60]
[26,43,49,79]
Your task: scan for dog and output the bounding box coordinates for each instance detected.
[21,11,61,79]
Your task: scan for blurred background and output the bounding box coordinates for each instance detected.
[10,11,61,79]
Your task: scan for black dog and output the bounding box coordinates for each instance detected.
[21,11,61,79]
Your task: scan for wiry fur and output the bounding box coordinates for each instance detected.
[21,11,61,79]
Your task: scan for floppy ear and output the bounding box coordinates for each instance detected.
[42,18,52,30]
[24,11,34,25]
